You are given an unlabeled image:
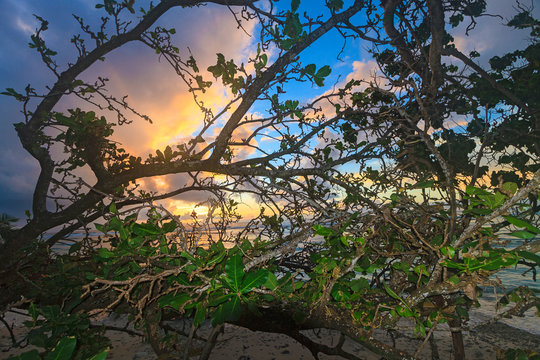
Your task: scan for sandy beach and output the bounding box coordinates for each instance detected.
[2,298,539,360]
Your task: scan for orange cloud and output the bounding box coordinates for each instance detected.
[166,193,261,220]
[69,4,258,161]
[147,87,228,151]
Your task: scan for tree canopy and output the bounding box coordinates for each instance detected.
[1,0,539,359]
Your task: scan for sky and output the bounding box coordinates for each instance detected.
[0,0,537,221]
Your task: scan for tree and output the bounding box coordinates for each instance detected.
[1,0,539,359]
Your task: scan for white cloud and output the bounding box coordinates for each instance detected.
[15,17,34,35]
[448,0,540,63]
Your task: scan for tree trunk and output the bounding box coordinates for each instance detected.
[449,318,465,360]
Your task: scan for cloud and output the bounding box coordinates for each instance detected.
[0,149,37,217]
[0,150,37,194]
[0,2,262,220]
[15,17,34,35]
[346,60,380,85]
[310,59,380,120]
[63,4,259,159]
[448,0,540,65]
[3,0,36,36]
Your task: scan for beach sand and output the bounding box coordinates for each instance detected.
[1,301,539,360]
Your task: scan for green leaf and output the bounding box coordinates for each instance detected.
[68,242,82,254]
[193,303,206,327]
[28,330,47,348]
[98,248,114,259]
[518,251,540,266]
[2,88,26,101]
[291,0,300,12]
[284,13,302,38]
[466,185,490,196]
[456,305,469,319]
[28,302,38,321]
[478,193,506,209]
[305,64,316,75]
[225,254,245,291]
[164,145,173,161]
[211,297,242,326]
[430,234,443,246]
[313,224,332,237]
[8,350,41,360]
[502,182,518,195]
[108,217,123,232]
[45,337,77,360]
[328,0,344,11]
[264,272,278,290]
[414,265,428,276]
[504,215,540,234]
[415,322,426,337]
[350,278,369,292]
[396,305,413,317]
[159,293,191,310]
[132,222,161,236]
[315,65,331,78]
[441,246,455,258]
[208,294,234,307]
[280,38,295,50]
[510,230,535,239]
[207,250,227,267]
[88,351,109,360]
[161,220,177,233]
[180,251,201,266]
[109,202,118,214]
[240,269,269,293]
[383,282,400,301]
[95,223,106,233]
[413,180,434,189]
